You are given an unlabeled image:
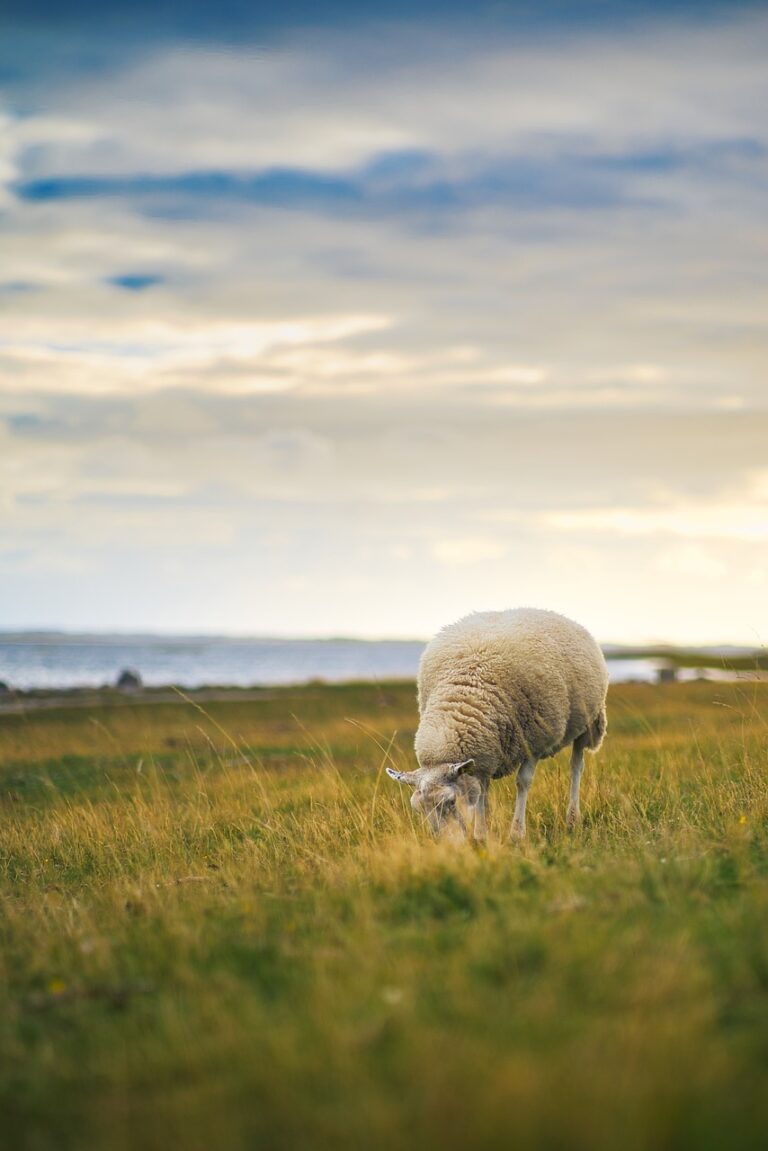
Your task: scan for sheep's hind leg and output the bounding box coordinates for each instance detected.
[510,759,537,841]
[567,737,586,829]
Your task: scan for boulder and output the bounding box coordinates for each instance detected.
[116,668,143,691]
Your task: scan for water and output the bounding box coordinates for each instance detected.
[0,635,427,691]
[0,635,750,692]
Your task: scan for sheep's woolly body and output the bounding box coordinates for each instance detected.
[416,608,608,780]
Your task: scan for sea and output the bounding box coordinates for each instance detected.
[0,633,700,691]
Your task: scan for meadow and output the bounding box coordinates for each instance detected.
[1,679,767,1151]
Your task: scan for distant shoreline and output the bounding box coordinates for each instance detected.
[2,672,768,715]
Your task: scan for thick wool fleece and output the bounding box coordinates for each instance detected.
[415,609,608,780]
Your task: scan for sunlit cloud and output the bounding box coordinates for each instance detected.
[0,314,392,395]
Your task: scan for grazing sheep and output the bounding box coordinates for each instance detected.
[387,609,608,840]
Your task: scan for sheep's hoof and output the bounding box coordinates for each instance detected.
[509,823,526,843]
[566,810,581,831]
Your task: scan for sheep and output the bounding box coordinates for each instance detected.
[387,608,608,840]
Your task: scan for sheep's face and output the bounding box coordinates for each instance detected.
[387,760,476,836]
[410,777,462,835]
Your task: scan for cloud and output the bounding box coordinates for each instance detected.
[4,10,768,267]
[1,3,767,640]
[3,394,765,522]
[6,13,768,185]
[0,313,392,395]
[2,396,766,641]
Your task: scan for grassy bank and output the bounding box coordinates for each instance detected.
[1,680,767,1150]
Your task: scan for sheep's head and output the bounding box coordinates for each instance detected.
[386,759,477,835]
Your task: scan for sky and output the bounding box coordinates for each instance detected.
[1,1,767,644]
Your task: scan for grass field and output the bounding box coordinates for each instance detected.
[1,680,767,1151]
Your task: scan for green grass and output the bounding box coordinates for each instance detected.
[1,680,768,1151]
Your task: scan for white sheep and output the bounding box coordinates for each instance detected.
[387,608,608,840]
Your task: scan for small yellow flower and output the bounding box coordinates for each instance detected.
[48,979,67,996]
[738,815,747,825]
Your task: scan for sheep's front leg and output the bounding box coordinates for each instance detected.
[471,778,489,842]
[510,759,537,840]
[567,743,585,829]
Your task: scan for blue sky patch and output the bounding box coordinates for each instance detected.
[107,274,164,291]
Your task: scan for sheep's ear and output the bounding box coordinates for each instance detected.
[447,758,475,780]
[386,766,420,786]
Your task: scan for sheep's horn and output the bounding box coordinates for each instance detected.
[386,767,420,786]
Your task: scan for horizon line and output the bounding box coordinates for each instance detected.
[0,628,763,654]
